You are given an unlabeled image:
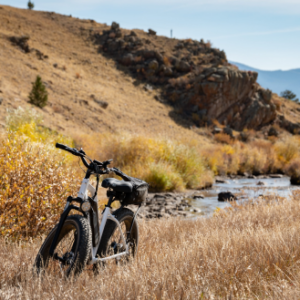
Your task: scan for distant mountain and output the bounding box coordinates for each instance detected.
[230,61,300,99]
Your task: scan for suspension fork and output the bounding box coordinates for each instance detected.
[49,196,83,257]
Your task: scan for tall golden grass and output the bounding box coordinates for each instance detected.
[75,133,214,192]
[1,193,300,298]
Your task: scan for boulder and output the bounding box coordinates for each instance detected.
[269,174,283,178]
[120,53,134,66]
[175,61,190,72]
[148,59,159,70]
[291,176,300,185]
[164,67,173,77]
[111,21,120,30]
[215,176,229,184]
[212,127,222,134]
[223,126,233,137]
[148,29,157,35]
[268,126,278,137]
[218,192,236,202]
[257,181,266,186]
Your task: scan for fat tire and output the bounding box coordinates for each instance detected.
[97,207,139,263]
[35,214,92,277]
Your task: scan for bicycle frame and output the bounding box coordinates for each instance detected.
[85,180,129,264]
[50,177,130,265]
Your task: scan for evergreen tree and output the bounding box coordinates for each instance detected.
[28,75,48,108]
[27,0,34,10]
[280,90,299,103]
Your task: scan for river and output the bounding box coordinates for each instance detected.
[190,176,300,216]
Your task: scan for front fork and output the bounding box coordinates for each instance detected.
[49,196,84,257]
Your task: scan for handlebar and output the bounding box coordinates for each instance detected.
[55,143,113,175]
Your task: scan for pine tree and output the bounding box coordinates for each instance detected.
[27,0,34,10]
[280,90,299,102]
[28,75,48,108]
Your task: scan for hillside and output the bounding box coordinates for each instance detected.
[231,61,300,99]
[0,5,199,140]
[0,5,300,139]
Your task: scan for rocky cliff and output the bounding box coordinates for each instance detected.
[93,22,277,131]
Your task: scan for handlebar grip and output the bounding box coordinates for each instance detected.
[55,143,67,150]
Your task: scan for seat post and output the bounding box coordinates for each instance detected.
[106,195,114,208]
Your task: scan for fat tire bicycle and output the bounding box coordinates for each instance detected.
[34,143,148,277]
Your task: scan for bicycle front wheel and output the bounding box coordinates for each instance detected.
[34,214,92,277]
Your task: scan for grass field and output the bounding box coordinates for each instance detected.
[1,193,300,299]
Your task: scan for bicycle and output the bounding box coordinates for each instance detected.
[35,143,149,277]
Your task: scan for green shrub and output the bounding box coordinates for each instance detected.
[28,75,48,108]
[27,0,34,10]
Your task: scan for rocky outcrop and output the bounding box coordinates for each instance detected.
[92,22,278,131]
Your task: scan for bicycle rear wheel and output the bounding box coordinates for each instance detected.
[97,207,139,266]
[35,215,92,277]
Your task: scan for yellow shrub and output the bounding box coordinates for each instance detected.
[275,137,300,165]
[0,133,78,239]
[75,133,213,191]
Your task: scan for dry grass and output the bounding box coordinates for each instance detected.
[1,194,300,299]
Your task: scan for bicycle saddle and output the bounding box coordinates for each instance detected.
[101,178,133,193]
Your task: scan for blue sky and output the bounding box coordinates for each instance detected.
[2,0,300,70]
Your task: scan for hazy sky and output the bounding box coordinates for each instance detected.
[2,0,300,70]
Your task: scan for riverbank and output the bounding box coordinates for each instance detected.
[134,174,300,219]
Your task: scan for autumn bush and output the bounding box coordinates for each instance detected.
[75,133,214,192]
[0,108,78,239]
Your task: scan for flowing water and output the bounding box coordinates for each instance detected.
[190,176,300,216]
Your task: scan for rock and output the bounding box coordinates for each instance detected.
[248,175,256,179]
[257,181,266,186]
[120,53,134,66]
[143,84,153,92]
[53,63,58,68]
[111,21,120,30]
[175,60,190,72]
[154,95,164,103]
[259,88,272,103]
[148,29,156,35]
[0,98,3,105]
[291,176,300,185]
[193,208,201,213]
[268,126,278,137]
[192,193,204,199]
[212,127,222,134]
[164,67,173,77]
[148,59,159,70]
[94,99,108,109]
[130,31,137,36]
[107,40,118,52]
[223,126,233,137]
[218,192,237,202]
[215,176,229,184]
[270,174,283,178]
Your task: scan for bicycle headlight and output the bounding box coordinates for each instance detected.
[81,201,91,212]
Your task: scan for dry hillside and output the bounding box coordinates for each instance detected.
[0,5,201,140]
[0,5,299,140]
